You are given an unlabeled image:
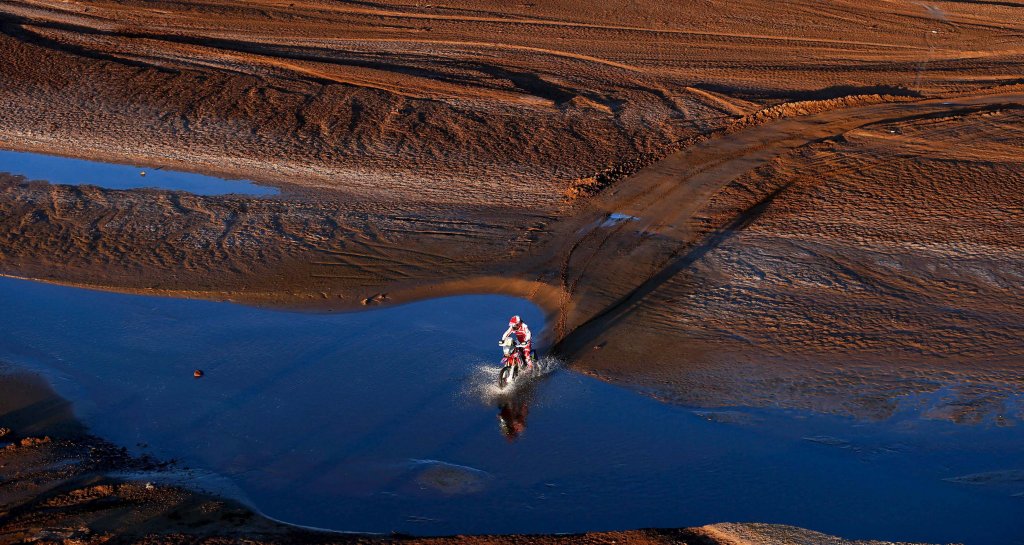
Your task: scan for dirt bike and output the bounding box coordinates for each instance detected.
[498,336,533,388]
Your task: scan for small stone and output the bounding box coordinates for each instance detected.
[19,436,51,447]
[145,482,155,490]
[139,171,146,177]
[0,427,10,438]
[361,293,388,305]
[193,369,204,378]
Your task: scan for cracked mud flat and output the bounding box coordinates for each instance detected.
[1,0,1024,543]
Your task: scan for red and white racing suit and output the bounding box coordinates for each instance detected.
[501,323,533,364]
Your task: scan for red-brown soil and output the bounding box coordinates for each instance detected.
[2,0,1023,201]
[553,95,1024,422]
[1,0,1024,542]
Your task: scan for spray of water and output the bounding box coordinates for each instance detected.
[463,355,563,404]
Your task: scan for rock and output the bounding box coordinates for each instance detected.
[18,436,51,448]
[361,293,388,305]
[0,427,10,438]
[194,369,204,378]
[70,484,114,498]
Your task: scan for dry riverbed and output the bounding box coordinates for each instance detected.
[2,0,1024,542]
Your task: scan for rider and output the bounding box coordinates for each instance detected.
[501,315,534,368]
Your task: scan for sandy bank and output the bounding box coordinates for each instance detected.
[1,1,1023,539]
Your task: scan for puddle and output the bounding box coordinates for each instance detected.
[0,149,278,196]
[0,276,1022,544]
[576,213,640,237]
[600,212,639,228]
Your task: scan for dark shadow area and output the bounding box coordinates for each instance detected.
[0,370,87,439]
[1,12,583,104]
[858,102,1024,129]
[553,183,792,360]
[0,18,179,73]
[693,82,924,103]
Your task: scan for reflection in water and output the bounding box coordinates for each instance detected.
[0,148,277,196]
[497,388,533,441]
[489,353,555,442]
[2,277,1023,543]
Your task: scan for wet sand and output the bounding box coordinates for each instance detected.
[2,0,1024,542]
[4,92,1021,422]
[553,94,1024,421]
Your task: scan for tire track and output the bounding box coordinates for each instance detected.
[540,91,1024,356]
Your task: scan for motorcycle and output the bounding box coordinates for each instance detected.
[498,336,533,388]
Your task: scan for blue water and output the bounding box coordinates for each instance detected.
[0,149,278,196]
[0,276,1022,544]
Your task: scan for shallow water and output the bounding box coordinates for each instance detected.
[0,276,1022,544]
[0,149,277,196]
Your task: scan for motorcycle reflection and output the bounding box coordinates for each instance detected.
[496,383,537,441]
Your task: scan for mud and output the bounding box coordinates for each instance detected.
[0,173,542,306]
[1,0,1023,542]
[557,96,1024,421]
[0,0,1019,428]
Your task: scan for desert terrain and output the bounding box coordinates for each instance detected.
[2,0,1024,542]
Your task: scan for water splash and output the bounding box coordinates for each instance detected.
[463,356,563,403]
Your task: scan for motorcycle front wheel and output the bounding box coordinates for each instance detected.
[498,366,512,388]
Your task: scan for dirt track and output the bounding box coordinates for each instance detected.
[1,0,1024,541]
[3,0,1024,201]
[552,92,1024,421]
[545,94,1024,337]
